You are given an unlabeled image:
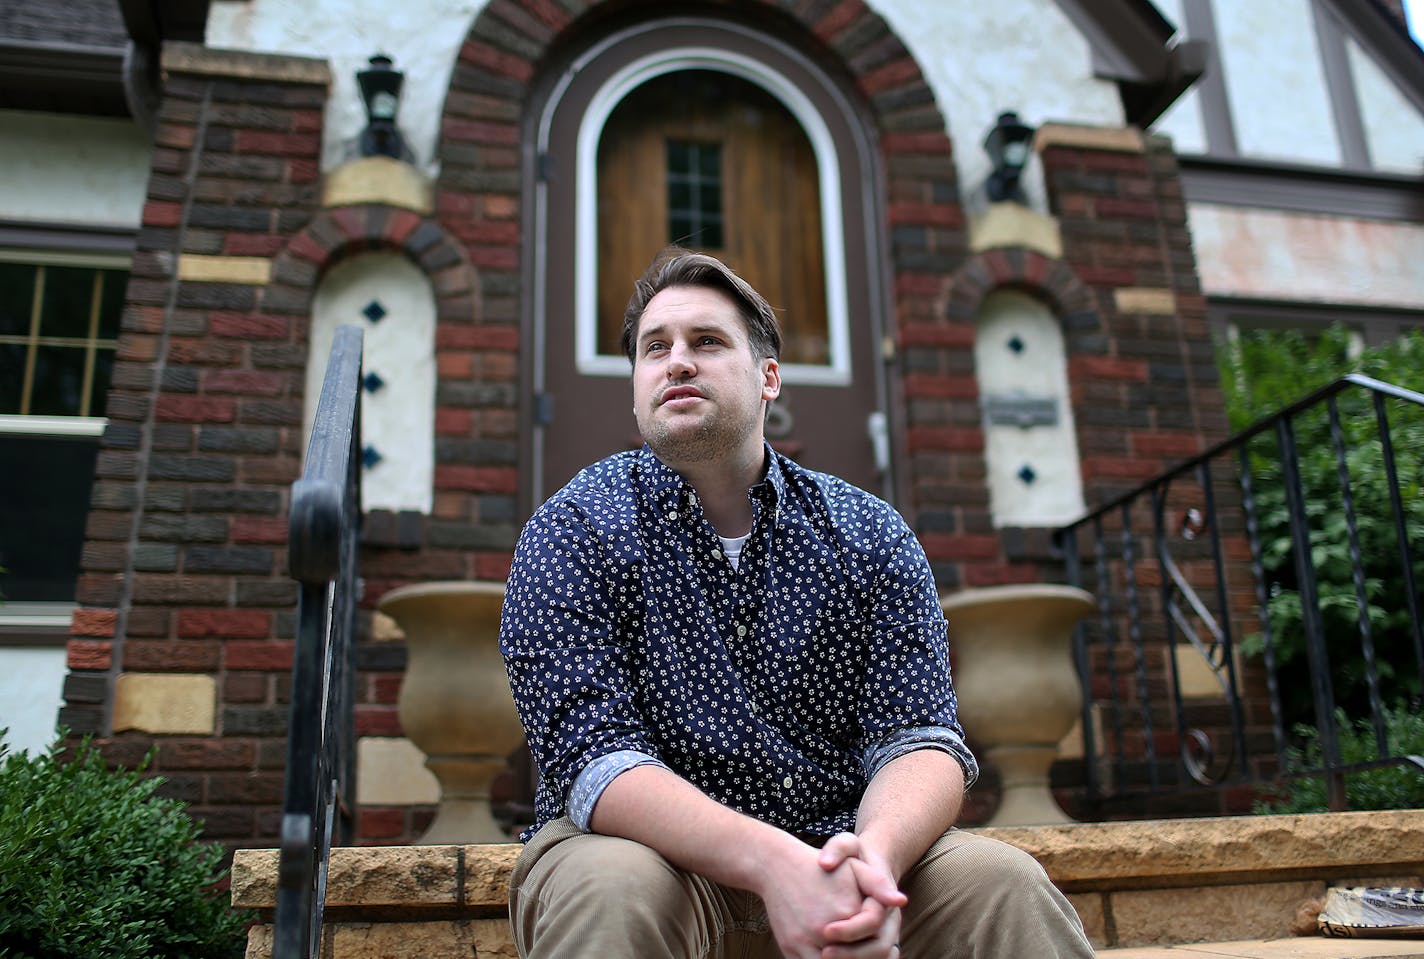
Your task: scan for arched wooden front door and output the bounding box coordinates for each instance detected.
[532,19,891,505]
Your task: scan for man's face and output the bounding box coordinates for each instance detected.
[631,285,780,466]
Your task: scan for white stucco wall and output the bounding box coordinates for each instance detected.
[206,0,486,174]
[1144,0,1207,154]
[1213,0,1340,166]
[211,0,1128,211]
[0,111,152,229]
[871,0,1124,216]
[0,647,66,755]
[1190,203,1424,309]
[1347,37,1424,174]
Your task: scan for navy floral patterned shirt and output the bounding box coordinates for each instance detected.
[499,445,977,840]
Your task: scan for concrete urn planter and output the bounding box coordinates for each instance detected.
[941,583,1094,827]
[377,581,523,843]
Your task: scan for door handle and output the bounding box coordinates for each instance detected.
[867,411,889,475]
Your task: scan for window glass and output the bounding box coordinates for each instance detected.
[0,263,32,337]
[0,257,127,610]
[0,435,101,603]
[0,264,124,416]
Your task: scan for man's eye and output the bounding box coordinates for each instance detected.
[699,336,721,347]
[645,342,667,354]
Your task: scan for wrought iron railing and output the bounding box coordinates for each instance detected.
[1056,373,1424,815]
[274,326,363,959]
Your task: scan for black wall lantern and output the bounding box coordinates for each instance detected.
[983,111,1035,203]
[357,53,406,159]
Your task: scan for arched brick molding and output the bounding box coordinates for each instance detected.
[899,248,1101,590]
[270,205,478,327]
[432,0,967,522]
[270,204,517,602]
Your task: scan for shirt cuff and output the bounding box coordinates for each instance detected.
[863,726,979,788]
[568,749,669,830]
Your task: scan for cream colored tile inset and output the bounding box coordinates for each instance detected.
[112,672,216,734]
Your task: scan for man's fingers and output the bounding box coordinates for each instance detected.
[820,905,902,959]
[847,857,907,908]
[817,832,860,872]
[821,897,885,943]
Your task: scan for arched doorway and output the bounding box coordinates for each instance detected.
[529,16,891,503]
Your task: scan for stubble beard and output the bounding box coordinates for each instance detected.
[639,392,759,466]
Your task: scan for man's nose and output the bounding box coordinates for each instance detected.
[666,342,695,377]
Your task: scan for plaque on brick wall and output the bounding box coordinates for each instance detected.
[983,394,1058,428]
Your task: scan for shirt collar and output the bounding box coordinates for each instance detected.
[634,442,787,517]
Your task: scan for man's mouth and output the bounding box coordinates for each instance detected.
[659,386,704,407]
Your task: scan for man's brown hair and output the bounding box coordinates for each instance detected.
[621,248,781,363]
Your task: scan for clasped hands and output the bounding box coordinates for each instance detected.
[761,831,906,959]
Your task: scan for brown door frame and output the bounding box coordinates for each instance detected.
[521,13,898,511]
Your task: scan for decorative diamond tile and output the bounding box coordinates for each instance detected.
[362,299,387,323]
[1017,464,1037,485]
[362,444,384,469]
[363,371,386,394]
[1007,335,1025,355]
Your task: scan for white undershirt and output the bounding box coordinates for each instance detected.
[719,533,749,571]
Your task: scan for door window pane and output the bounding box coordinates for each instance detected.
[666,140,724,249]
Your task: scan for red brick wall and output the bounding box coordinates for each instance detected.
[66,3,1234,842]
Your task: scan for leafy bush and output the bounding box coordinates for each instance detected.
[1253,703,1424,814]
[1219,326,1424,726]
[0,734,251,958]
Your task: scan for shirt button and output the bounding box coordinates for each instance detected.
[711,548,722,560]
[666,510,678,522]
[736,624,747,637]
[782,776,794,789]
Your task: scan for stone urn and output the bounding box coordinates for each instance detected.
[941,584,1094,827]
[378,581,524,843]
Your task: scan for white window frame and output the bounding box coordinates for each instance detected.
[0,246,124,639]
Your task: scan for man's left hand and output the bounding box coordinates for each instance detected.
[815,832,905,958]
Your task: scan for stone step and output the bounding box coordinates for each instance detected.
[1097,938,1424,958]
[230,810,1424,956]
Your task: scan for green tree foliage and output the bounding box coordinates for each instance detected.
[1218,325,1424,743]
[0,734,251,958]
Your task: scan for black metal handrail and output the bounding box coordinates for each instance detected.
[1056,373,1424,815]
[274,326,363,959]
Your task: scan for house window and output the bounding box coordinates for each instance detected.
[0,254,125,612]
[666,140,724,248]
[0,262,124,417]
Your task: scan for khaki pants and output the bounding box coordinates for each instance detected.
[510,818,1095,959]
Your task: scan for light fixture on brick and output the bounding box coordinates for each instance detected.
[357,53,406,160]
[983,110,1035,203]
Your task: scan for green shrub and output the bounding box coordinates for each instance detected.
[0,734,252,958]
[1253,703,1424,814]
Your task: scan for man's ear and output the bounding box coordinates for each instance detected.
[760,357,781,402]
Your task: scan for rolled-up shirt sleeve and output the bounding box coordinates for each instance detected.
[567,749,669,829]
[855,505,979,788]
[499,497,661,827]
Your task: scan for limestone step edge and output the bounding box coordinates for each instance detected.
[1094,936,1424,958]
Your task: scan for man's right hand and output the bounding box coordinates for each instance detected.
[751,833,905,959]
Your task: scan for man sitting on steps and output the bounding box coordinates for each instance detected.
[499,248,1095,959]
